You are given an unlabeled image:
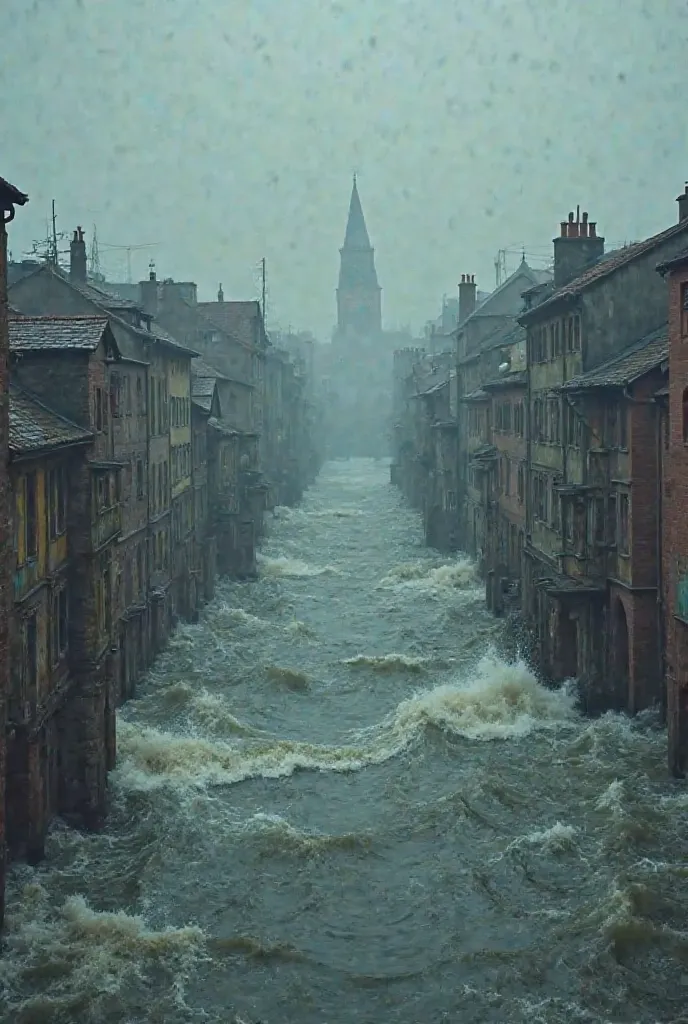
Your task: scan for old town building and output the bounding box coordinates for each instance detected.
[7,385,92,863]
[657,195,688,775]
[520,198,688,713]
[10,314,124,829]
[0,174,28,928]
[482,324,528,616]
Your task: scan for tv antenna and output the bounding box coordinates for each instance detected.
[99,240,158,283]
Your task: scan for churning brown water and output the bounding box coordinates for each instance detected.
[2,459,687,1023]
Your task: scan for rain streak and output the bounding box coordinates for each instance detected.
[1,459,687,1024]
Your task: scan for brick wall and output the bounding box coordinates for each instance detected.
[0,217,10,925]
[664,260,688,773]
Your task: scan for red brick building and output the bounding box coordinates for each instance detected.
[0,175,27,928]
[658,195,688,774]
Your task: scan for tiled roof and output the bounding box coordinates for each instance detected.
[197,300,261,349]
[192,356,228,381]
[483,370,528,390]
[70,276,140,310]
[524,219,688,319]
[0,176,28,209]
[559,324,668,391]
[10,385,93,455]
[9,314,112,351]
[464,388,489,402]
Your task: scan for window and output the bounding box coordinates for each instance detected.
[136,458,144,500]
[163,461,168,504]
[682,283,688,338]
[136,377,144,414]
[607,494,617,546]
[619,403,628,449]
[446,489,456,510]
[150,378,156,435]
[592,497,605,546]
[517,464,525,503]
[618,493,629,555]
[606,404,617,448]
[24,611,38,697]
[48,465,67,540]
[573,315,581,351]
[565,402,582,447]
[25,471,37,558]
[50,588,68,665]
[564,501,574,544]
[95,387,104,431]
[505,458,511,496]
[110,372,121,418]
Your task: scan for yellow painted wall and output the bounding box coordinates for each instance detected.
[14,466,48,599]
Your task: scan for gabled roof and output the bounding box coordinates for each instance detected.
[9,314,117,354]
[10,384,93,456]
[559,323,668,392]
[196,300,263,349]
[457,259,552,337]
[0,176,28,212]
[524,219,688,320]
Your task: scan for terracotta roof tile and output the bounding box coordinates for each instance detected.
[10,385,93,455]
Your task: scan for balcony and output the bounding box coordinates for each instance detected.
[92,503,122,549]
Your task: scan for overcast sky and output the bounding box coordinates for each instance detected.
[3,0,687,339]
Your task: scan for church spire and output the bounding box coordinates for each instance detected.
[336,176,381,338]
[343,174,372,250]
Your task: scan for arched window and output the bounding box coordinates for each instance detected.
[683,386,688,443]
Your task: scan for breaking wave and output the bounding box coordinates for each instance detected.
[112,653,578,795]
[378,557,478,593]
[265,664,311,690]
[257,554,341,578]
[341,652,430,673]
[0,884,207,1020]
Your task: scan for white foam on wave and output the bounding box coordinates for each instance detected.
[257,554,341,578]
[113,651,578,795]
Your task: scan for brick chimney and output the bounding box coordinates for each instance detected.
[218,283,224,302]
[69,226,87,282]
[458,273,476,325]
[677,183,688,223]
[139,261,158,317]
[553,207,605,289]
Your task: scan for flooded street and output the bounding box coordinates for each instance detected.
[2,459,688,1023]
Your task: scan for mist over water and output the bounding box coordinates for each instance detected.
[2,460,687,1023]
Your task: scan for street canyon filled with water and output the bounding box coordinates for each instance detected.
[2,460,688,1023]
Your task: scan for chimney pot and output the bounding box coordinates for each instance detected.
[589,222,597,237]
[582,211,588,223]
[69,224,87,282]
[560,221,568,237]
[568,212,575,222]
[677,183,688,223]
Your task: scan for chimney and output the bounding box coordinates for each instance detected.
[677,182,688,223]
[69,226,87,282]
[218,283,224,302]
[139,260,158,317]
[553,208,605,288]
[458,273,476,325]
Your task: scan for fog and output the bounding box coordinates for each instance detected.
[3,0,687,339]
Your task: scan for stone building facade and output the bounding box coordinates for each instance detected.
[0,175,28,929]
[0,222,322,922]
[657,199,688,775]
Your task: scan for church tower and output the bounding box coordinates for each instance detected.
[336,175,382,337]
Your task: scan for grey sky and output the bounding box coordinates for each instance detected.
[3,0,687,338]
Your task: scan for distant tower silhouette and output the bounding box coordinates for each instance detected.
[336,175,381,337]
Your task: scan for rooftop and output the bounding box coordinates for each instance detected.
[9,314,114,352]
[10,385,93,456]
[197,300,263,349]
[559,323,668,391]
[525,218,688,320]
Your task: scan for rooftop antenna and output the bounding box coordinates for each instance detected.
[88,224,104,281]
[99,240,158,283]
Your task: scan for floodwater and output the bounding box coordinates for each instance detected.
[2,459,688,1023]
